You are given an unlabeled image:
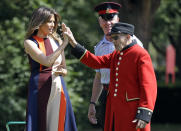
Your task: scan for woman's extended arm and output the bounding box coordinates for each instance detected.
[24,36,68,67]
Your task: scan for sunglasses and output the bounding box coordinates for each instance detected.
[100,13,117,21]
[111,35,119,40]
[111,33,128,40]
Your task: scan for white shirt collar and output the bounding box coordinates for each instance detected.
[94,35,113,49]
[101,35,113,45]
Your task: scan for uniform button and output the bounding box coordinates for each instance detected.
[115,89,118,92]
[116,73,118,76]
[114,94,117,96]
[117,62,120,65]
[116,78,118,81]
[148,112,151,115]
[120,52,123,55]
[119,57,122,60]
[137,110,140,114]
[116,67,119,70]
[115,83,118,87]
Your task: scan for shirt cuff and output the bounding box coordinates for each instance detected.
[95,69,100,72]
[135,107,153,123]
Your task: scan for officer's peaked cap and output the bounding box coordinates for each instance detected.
[94,2,122,15]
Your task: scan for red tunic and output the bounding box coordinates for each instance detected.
[80,44,157,131]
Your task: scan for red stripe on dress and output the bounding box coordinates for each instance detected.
[32,36,54,130]
[58,87,66,131]
[37,38,54,131]
[44,38,54,56]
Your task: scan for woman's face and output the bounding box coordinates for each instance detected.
[39,14,55,36]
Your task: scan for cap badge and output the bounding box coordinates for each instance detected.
[106,8,110,14]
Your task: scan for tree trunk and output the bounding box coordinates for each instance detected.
[111,0,161,49]
[176,48,181,78]
[175,28,181,78]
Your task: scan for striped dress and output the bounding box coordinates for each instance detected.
[26,36,77,131]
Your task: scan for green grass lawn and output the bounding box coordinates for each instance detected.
[152,124,181,131]
[87,124,181,131]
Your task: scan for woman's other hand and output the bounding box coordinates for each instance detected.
[53,64,67,76]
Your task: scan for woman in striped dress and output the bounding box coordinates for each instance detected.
[24,6,77,131]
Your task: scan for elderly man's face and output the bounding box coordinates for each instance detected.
[111,33,128,51]
[99,14,119,35]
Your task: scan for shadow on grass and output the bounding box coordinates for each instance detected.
[86,124,181,131]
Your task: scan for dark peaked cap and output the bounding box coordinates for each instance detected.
[94,2,121,15]
[110,22,135,36]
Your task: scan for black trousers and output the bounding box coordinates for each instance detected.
[97,84,109,130]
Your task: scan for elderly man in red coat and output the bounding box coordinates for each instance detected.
[63,22,157,131]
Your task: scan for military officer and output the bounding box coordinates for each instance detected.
[88,2,143,129]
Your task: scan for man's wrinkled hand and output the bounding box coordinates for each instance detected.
[88,104,97,124]
[62,23,77,47]
[132,119,147,129]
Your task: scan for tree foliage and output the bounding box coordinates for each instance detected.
[113,0,161,49]
[152,0,181,78]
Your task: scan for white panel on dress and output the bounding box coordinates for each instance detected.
[46,37,63,131]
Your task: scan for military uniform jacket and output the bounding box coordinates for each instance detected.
[71,42,157,131]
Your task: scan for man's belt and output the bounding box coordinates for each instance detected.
[102,84,109,90]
